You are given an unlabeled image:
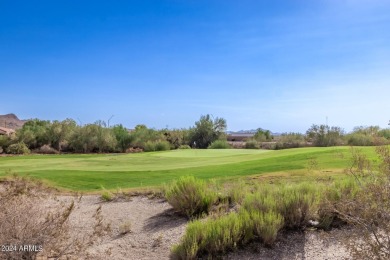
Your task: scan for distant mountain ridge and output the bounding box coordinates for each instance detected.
[0,113,26,129]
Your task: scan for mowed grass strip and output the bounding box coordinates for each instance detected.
[0,147,377,191]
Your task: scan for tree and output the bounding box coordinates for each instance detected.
[189,115,227,149]
[47,119,77,151]
[68,123,116,153]
[163,129,191,149]
[17,119,50,149]
[254,128,273,142]
[112,124,134,152]
[306,124,344,147]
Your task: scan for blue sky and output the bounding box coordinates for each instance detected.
[1,0,389,132]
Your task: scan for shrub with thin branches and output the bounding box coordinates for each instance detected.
[321,146,390,259]
[164,176,217,218]
[0,175,111,260]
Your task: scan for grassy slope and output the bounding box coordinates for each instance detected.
[0,147,377,191]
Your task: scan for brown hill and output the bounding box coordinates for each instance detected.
[0,113,26,129]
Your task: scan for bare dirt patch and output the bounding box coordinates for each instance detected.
[58,195,187,260]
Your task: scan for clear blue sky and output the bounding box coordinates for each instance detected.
[1,0,389,133]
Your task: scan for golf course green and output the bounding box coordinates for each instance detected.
[0,147,377,191]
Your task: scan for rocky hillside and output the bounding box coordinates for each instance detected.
[0,113,26,129]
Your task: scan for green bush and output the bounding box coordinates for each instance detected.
[172,211,253,259]
[249,210,284,246]
[347,133,374,146]
[172,181,326,259]
[208,140,230,149]
[242,191,278,213]
[225,180,249,205]
[6,142,30,154]
[0,135,11,152]
[155,140,171,151]
[172,208,285,259]
[275,132,307,149]
[243,182,319,229]
[317,146,390,258]
[164,176,217,218]
[143,140,171,152]
[143,141,156,152]
[277,183,318,229]
[244,140,259,149]
[178,144,191,149]
[317,178,359,230]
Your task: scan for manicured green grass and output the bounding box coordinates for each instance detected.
[0,147,377,191]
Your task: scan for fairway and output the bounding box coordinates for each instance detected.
[0,147,377,191]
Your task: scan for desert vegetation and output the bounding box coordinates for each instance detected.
[1,114,390,155]
[169,146,390,259]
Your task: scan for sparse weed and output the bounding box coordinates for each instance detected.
[118,221,132,235]
[101,190,114,202]
[0,175,111,259]
[152,234,163,248]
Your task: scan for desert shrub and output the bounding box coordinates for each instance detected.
[344,126,390,146]
[242,191,278,213]
[164,176,217,218]
[143,140,156,152]
[143,140,171,152]
[225,180,249,205]
[275,132,307,149]
[0,176,75,259]
[172,211,253,259]
[35,144,59,154]
[172,207,285,259]
[317,178,358,230]
[249,210,284,246]
[155,140,171,151]
[322,146,390,259]
[277,183,319,229]
[208,140,230,149]
[6,142,30,154]
[243,182,319,229]
[346,133,374,146]
[244,139,259,149]
[260,142,276,150]
[125,147,143,153]
[178,144,191,149]
[172,180,324,259]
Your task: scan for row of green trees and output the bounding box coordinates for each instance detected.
[1,115,390,154]
[244,124,390,150]
[0,114,227,154]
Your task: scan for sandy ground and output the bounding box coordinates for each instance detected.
[46,195,352,260]
[62,195,187,260]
